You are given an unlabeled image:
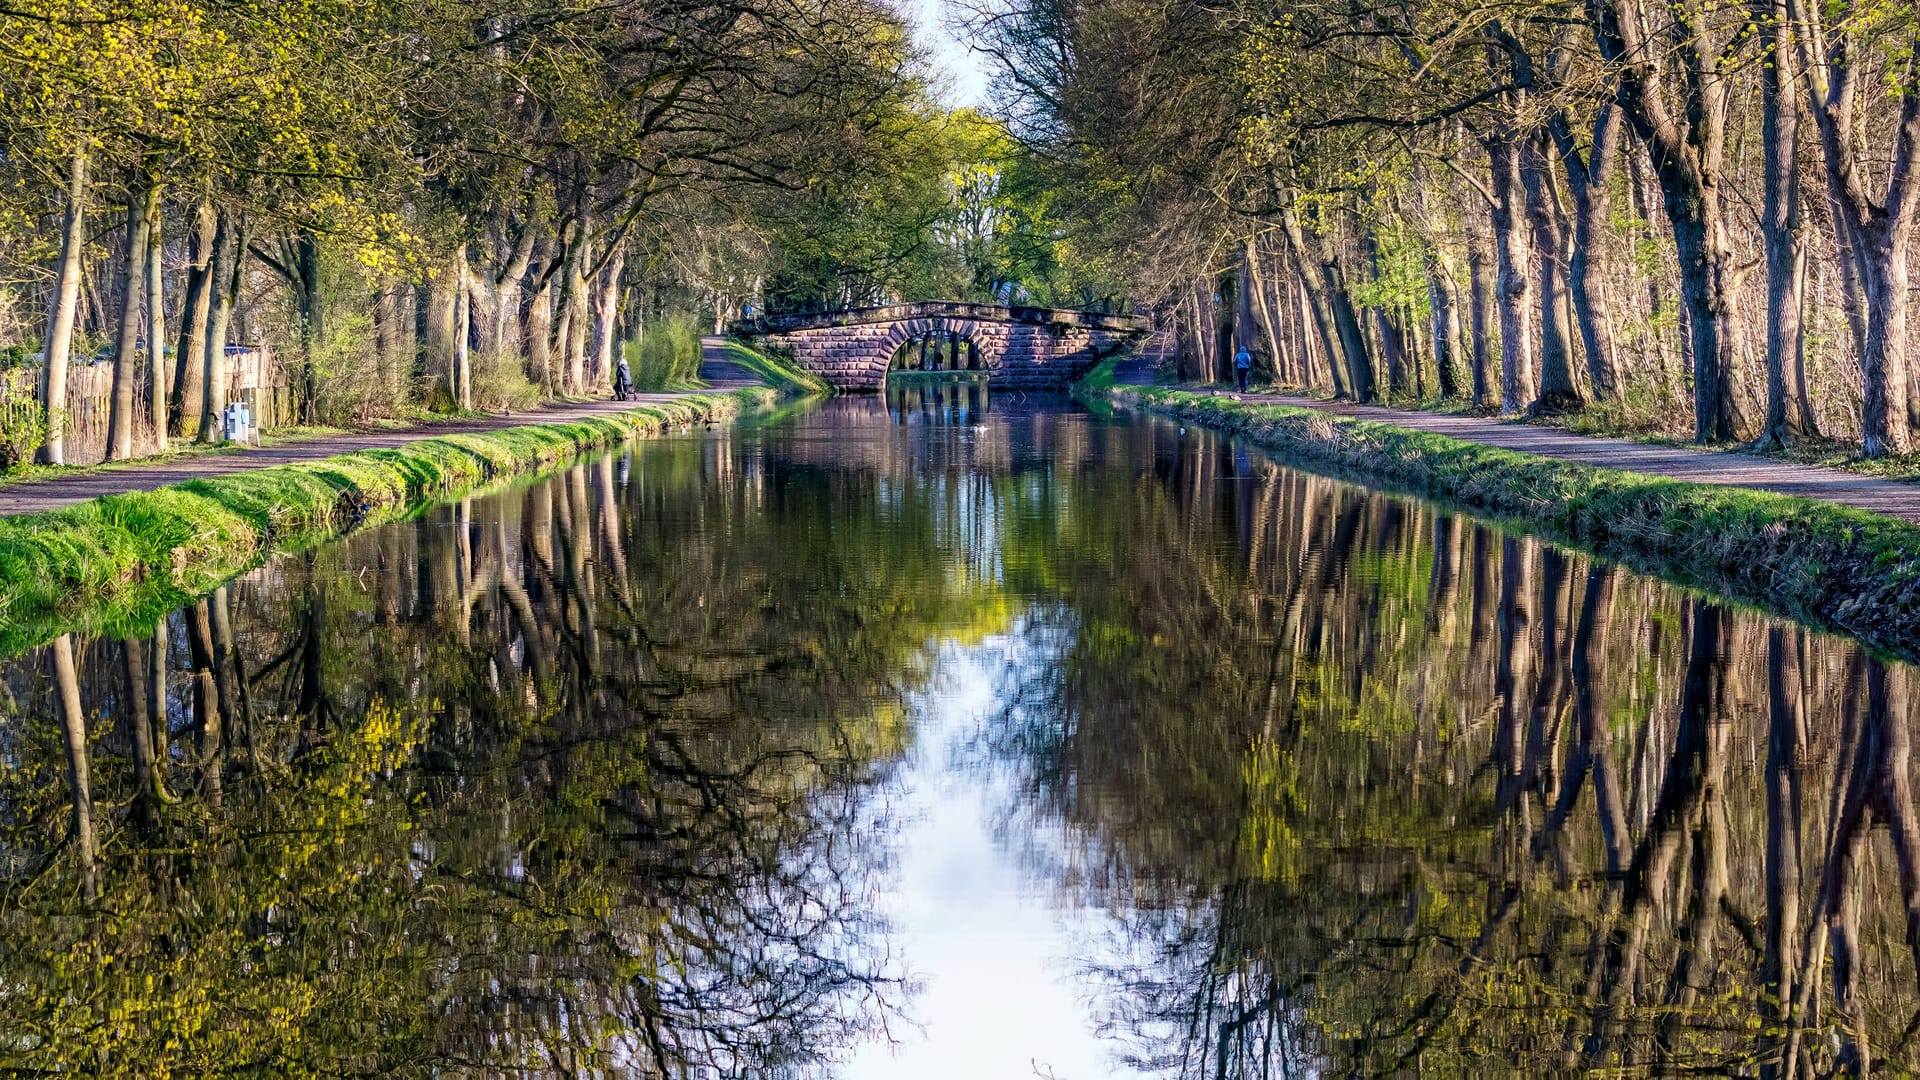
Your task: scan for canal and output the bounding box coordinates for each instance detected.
[0,385,1913,1075]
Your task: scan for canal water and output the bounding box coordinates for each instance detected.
[2,386,1916,1075]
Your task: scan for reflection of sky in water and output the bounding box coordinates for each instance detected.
[843,635,1117,1079]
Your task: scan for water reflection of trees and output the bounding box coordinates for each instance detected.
[0,438,1012,1075]
[979,418,1920,1076]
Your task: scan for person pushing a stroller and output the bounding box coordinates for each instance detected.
[613,355,635,401]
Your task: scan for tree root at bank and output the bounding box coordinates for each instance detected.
[0,388,780,656]
[1112,385,1920,660]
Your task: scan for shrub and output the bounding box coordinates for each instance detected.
[0,397,48,472]
[631,311,704,390]
[469,350,543,412]
[308,312,397,425]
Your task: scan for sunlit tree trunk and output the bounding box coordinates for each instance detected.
[1756,0,1817,449]
[1520,135,1581,412]
[591,248,626,390]
[197,211,244,444]
[1281,208,1350,398]
[39,143,87,466]
[455,258,472,410]
[1245,236,1285,383]
[1488,133,1537,413]
[427,258,459,409]
[145,193,166,447]
[106,177,158,461]
[1591,0,1743,442]
[170,199,215,438]
[1549,103,1623,402]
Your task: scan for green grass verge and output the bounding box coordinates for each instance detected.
[0,387,779,655]
[718,338,830,397]
[1110,384,1920,658]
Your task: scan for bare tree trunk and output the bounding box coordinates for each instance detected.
[590,247,625,389]
[1467,230,1494,407]
[197,211,244,443]
[1757,0,1815,448]
[1281,207,1351,398]
[39,142,88,466]
[106,177,158,461]
[145,193,166,448]
[1427,252,1459,398]
[170,200,215,438]
[426,256,459,409]
[1323,247,1375,400]
[1793,0,1920,457]
[1289,270,1322,390]
[1246,236,1286,384]
[1550,104,1623,401]
[455,259,472,410]
[1592,0,1742,442]
[1489,135,1537,413]
[1521,134,1581,411]
[528,263,556,395]
[373,278,406,402]
[562,213,591,394]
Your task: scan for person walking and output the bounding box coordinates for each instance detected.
[1233,344,1253,393]
[613,355,634,401]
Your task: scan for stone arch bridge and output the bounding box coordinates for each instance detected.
[737,302,1150,391]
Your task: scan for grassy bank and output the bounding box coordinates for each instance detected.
[1106,381,1920,658]
[713,338,831,396]
[0,387,780,655]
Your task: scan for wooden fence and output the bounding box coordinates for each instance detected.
[0,346,287,460]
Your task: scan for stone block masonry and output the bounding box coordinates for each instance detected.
[740,302,1150,391]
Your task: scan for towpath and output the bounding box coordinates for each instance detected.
[0,351,756,517]
[1142,381,1920,523]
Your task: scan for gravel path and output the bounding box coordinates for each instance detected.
[1151,385,1920,523]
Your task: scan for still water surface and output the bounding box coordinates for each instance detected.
[2,386,1917,1075]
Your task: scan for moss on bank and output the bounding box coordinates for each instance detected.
[1109,384,1920,658]
[0,387,779,655]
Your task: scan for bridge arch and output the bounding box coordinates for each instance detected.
[738,302,1149,392]
[882,317,999,373]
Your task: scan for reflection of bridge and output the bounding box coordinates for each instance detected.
[737,302,1150,391]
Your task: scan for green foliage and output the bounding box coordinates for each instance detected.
[1349,223,1431,318]
[631,312,704,391]
[468,350,543,412]
[0,397,47,471]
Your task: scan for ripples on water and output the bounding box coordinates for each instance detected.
[0,383,1914,1076]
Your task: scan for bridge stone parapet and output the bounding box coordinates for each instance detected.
[735,302,1149,391]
